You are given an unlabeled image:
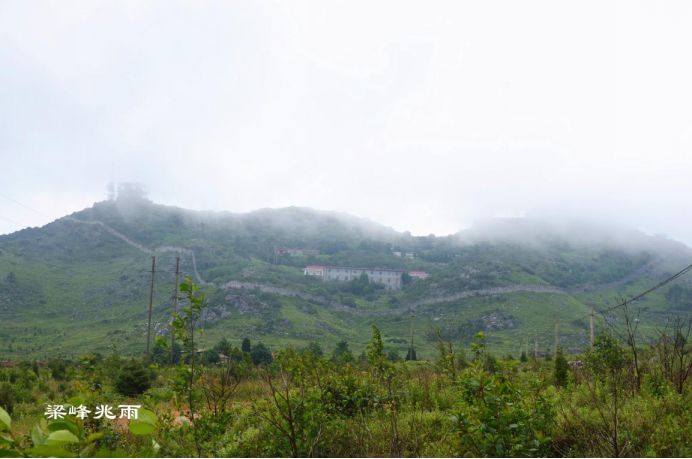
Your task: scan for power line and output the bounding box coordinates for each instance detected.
[529,263,692,351]
[0,192,48,217]
[145,256,156,362]
[542,262,692,333]
[589,307,595,346]
[171,256,180,363]
[506,263,692,354]
[593,262,692,319]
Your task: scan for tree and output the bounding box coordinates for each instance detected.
[150,337,182,365]
[47,359,68,381]
[457,347,469,369]
[171,277,208,457]
[520,351,528,362]
[331,340,354,364]
[214,338,234,357]
[554,346,568,387]
[200,353,250,416]
[578,334,629,457]
[202,348,220,365]
[250,342,273,366]
[304,342,323,358]
[241,338,252,354]
[483,354,498,374]
[405,347,417,361]
[387,350,401,362]
[366,325,385,366]
[253,348,327,457]
[366,325,400,455]
[0,383,15,414]
[347,273,373,295]
[621,300,643,391]
[453,333,554,457]
[115,359,152,396]
[434,328,459,381]
[655,315,692,394]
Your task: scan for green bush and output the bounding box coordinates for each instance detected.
[0,382,15,414]
[115,359,153,396]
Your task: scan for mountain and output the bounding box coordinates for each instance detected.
[1,196,691,359]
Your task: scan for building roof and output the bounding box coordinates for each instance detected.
[304,265,404,273]
[325,266,405,273]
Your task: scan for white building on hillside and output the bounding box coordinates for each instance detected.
[304,265,326,276]
[303,265,404,290]
[408,271,430,280]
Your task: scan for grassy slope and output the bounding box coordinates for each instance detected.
[0,199,690,359]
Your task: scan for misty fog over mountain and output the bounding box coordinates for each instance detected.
[2,4,692,457]
[2,1,692,246]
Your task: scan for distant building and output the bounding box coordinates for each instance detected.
[304,265,326,276]
[304,265,404,290]
[408,271,430,280]
[392,251,415,259]
[275,248,320,257]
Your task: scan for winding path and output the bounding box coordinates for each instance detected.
[220,280,358,312]
[65,217,210,286]
[410,284,567,308]
[64,216,652,312]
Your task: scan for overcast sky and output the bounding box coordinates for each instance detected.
[1,1,692,243]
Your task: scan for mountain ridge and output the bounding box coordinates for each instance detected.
[1,197,690,359]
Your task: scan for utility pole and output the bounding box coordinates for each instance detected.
[171,256,180,363]
[145,256,156,362]
[405,306,416,360]
[589,307,595,347]
[534,336,538,359]
[554,315,560,353]
[409,308,415,354]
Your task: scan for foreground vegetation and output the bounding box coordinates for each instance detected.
[1,280,690,457]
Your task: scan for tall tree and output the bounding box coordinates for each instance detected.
[554,346,569,387]
[241,338,252,354]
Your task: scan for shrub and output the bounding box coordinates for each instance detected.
[115,359,153,396]
[250,342,273,366]
[0,382,15,414]
[554,347,569,387]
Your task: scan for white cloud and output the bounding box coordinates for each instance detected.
[1,0,692,244]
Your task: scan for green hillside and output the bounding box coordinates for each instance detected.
[1,196,690,359]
